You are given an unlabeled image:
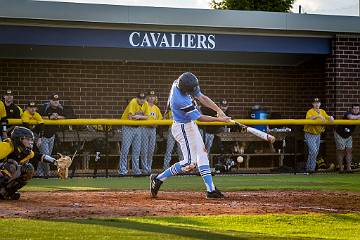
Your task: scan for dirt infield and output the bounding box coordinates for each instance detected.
[1,190,359,219]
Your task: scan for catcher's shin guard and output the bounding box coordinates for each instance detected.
[0,178,27,200]
[0,163,33,200]
[0,160,19,188]
[9,192,21,200]
[0,190,21,200]
[20,163,35,181]
[150,174,163,198]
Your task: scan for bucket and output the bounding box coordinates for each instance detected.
[250,107,268,132]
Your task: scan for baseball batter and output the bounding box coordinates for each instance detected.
[150,72,230,199]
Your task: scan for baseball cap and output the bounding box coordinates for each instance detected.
[313,98,321,103]
[220,99,228,107]
[137,92,146,99]
[27,101,36,108]
[5,89,12,95]
[50,94,60,101]
[148,90,156,96]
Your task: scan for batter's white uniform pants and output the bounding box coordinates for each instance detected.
[171,121,209,168]
[163,129,183,170]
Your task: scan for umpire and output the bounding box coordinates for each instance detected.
[334,104,360,173]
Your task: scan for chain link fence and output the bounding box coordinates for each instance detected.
[33,125,185,177]
[6,119,360,178]
[24,124,306,177]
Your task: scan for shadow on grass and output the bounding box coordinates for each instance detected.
[327,213,360,222]
[57,218,314,240]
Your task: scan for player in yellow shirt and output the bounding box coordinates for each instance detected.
[304,98,334,173]
[141,91,163,174]
[118,93,149,176]
[21,101,45,148]
[0,127,56,200]
[0,100,6,140]
[22,101,44,125]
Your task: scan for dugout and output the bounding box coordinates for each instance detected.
[1,0,360,170]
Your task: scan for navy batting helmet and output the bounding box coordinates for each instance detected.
[177,72,199,94]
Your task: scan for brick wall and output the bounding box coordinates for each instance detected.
[7,57,360,164]
[1,58,326,119]
[325,34,360,164]
[325,34,360,117]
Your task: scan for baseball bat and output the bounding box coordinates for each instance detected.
[230,120,276,143]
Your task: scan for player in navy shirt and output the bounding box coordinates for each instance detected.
[334,104,360,172]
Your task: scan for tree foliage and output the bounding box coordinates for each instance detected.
[210,0,295,12]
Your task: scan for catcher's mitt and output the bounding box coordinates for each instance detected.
[56,153,73,179]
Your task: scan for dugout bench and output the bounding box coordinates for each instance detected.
[54,127,302,175]
[215,130,302,170]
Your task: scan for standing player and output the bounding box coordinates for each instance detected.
[0,99,6,140]
[162,107,183,170]
[118,93,149,176]
[304,98,334,173]
[2,90,23,135]
[22,101,45,148]
[37,94,65,177]
[334,104,360,173]
[200,99,231,157]
[150,72,231,199]
[141,91,162,175]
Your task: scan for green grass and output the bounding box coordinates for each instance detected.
[4,174,360,239]
[23,173,360,192]
[1,214,359,240]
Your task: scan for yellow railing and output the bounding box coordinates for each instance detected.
[7,119,360,126]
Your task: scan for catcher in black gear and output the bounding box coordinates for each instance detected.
[0,126,57,200]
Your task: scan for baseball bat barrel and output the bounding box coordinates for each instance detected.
[230,120,276,143]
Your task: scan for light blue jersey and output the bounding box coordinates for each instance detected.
[155,78,218,195]
[169,80,202,123]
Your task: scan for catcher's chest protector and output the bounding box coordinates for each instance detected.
[1,139,34,164]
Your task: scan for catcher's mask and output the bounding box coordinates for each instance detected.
[11,126,34,155]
